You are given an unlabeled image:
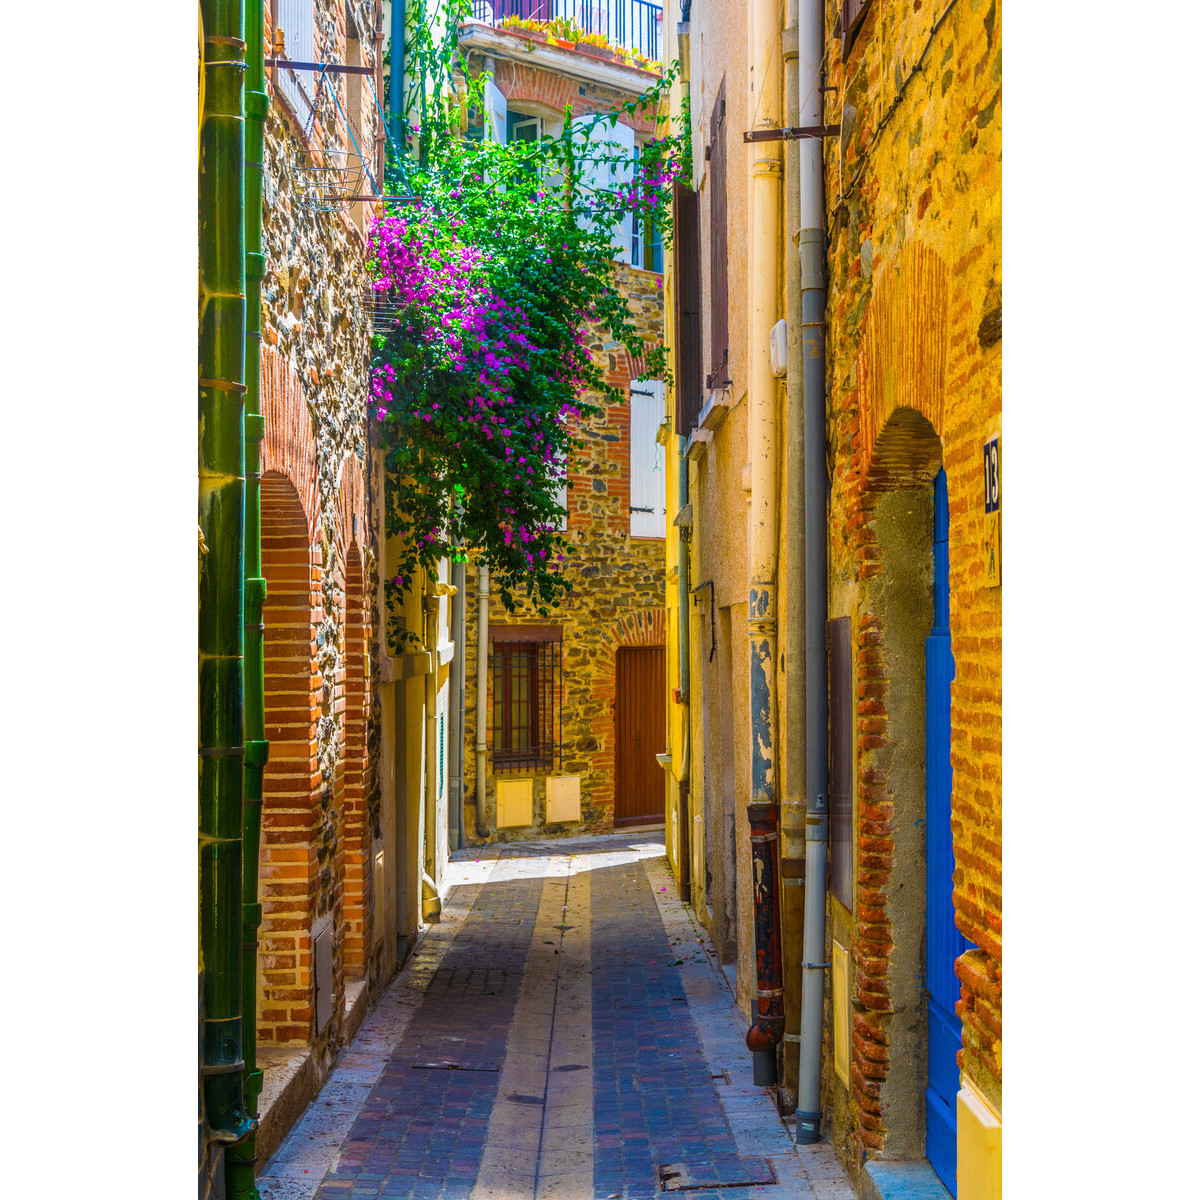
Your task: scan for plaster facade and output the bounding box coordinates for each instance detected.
[660,1,1001,1196]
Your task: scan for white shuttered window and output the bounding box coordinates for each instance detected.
[572,115,636,261]
[629,381,666,539]
[276,0,316,124]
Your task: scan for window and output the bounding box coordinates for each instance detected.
[631,145,664,272]
[629,381,666,538]
[572,113,636,262]
[706,80,729,389]
[273,0,316,126]
[506,111,542,144]
[490,626,563,771]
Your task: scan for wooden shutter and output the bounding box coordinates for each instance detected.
[630,382,666,538]
[828,616,853,909]
[673,183,702,434]
[839,0,870,54]
[707,81,728,389]
[276,0,315,122]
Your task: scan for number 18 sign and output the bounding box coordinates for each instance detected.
[983,436,1000,587]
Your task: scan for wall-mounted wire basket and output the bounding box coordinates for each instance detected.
[288,146,365,212]
[362,285,406,334]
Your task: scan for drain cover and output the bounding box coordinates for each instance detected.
[411,1059,500,1072]
[657,1158,777,1191]
[506,1093,545,1106]
[552,1064,587,1072]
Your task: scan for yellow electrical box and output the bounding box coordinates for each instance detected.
[496,778,533,828]
[546,775,582,823]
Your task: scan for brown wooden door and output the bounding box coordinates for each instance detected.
[615,646,666,827]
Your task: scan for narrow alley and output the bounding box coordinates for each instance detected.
[258,833,855,1200]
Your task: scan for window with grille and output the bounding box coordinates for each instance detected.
[490,626,563,771]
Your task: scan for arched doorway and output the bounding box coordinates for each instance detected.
[258,471,318,1046]
[860,412,963,1191]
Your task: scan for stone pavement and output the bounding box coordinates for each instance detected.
[259,832,857,1200]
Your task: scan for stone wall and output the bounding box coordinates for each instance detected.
[254,0,389,1073]
[462,262,666,840]
[819,0,1002,1170]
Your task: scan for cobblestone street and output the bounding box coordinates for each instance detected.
[258,833,857,1200]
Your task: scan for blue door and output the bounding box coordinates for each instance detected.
[925,469,966,1195]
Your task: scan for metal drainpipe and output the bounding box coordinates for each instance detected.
[226,0,269,1191]
[421,579,442,920]
[199,0,253,1148]
[474,565,490,837]
[676,437,691,902]
[778,0,806,1116]
[746,0,785,1089]
[795,0,831,1146]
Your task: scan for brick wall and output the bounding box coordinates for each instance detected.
[820,0,1001,1168]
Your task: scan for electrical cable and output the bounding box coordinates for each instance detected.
[831,0,962,219]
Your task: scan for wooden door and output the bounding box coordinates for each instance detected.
[615,646,665,827]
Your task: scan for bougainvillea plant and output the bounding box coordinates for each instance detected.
[371,0,685,648]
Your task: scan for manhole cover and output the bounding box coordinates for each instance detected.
[656,1158,777,1191]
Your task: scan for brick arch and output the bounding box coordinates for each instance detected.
[866,405,943,493]
[259,470,320,1046]
[583,607,666,820]
[261,344,320,535]
[856,242,950,475]
[340,540,371,978]
[849,406,946,1160]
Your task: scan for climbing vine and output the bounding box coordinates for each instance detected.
[371,0,685,646]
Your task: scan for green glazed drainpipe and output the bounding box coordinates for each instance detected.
[199,0,253,1147]
[226,0,268,1192]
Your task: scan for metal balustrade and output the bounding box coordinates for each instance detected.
[469,1,663,64]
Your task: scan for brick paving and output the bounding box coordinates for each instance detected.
[260,833,857,1200]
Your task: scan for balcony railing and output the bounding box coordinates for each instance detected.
[469,2,663,65]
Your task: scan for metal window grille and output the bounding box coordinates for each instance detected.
[490,633,562,771]
[469,2,663,62]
